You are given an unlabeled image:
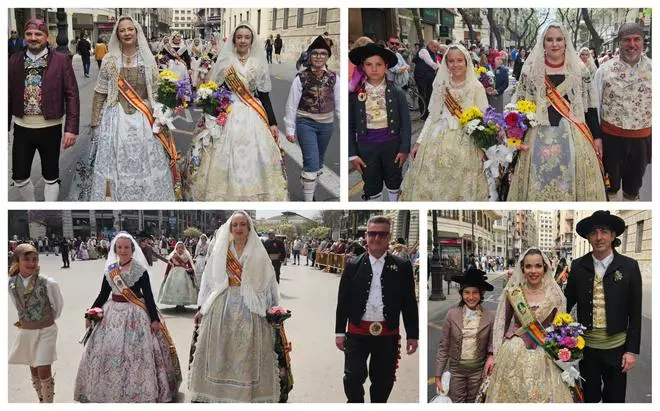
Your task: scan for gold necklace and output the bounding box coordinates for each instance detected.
[122,51,137,65]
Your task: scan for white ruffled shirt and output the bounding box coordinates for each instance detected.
[362,254,386,321]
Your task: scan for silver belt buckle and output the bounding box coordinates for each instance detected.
[369,322,383,336]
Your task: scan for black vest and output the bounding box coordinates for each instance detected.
[414,47,437,81]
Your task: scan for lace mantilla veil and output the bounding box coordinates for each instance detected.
[209,22,271,92]
[105,232,150,272]
[491,247,566,355]
[197,211,279,317]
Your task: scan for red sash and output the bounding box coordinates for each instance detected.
[544,76,610,188]
[107,263,182,379]
[226,249,243,286]
[444,87,463,119]
[117,73,181,197]
[224,66,269,125]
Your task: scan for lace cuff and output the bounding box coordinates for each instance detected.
[91,91,107,128]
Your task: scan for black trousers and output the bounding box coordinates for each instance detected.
[603,132,650,197]
[271,261,282,283]
[343,333,400,403]
[357,139,403,198]
[12,124,62,181]
[415,75,433,119]
[580,345,627,403]
[61,249,70,267]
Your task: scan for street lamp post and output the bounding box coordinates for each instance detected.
[55,8,71,59]
[429,210,446,301]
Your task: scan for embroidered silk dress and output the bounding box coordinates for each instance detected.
[70,56,175,201]
[182,57,288,201]
[400,80,489,201]
[74,261,181,402]
[188,244,280,402]
[157,253,198,306]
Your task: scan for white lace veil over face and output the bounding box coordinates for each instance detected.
[106,231,149,271]
[427,44,481,122]
[209,22,271,92]
[514,23,587,124]
[491,247,566,355]
[197,210,279,316]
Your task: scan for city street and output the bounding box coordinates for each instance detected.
[426,272,652,403]
[8,254,418,403]
[8,56,340,202]
[349,78,652,201]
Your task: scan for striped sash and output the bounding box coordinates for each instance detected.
[544,76,609,188]
[224,66,269,125]
[117,73,181,197]
[226,249,243,286]
[444,87,463,119]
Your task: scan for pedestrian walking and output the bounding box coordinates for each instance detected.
[264,230,285,283]
[348,44,411,202]
[73,232,182,402]
[8,244,64,403]
[292,237,302,265]
[284,35,340,201]
[59,238,70,268]
[157,241,198,310]
[274,33,283,63]
[93,37,108,69]
[8,19,80,201]
[566,211,642,402]
[595,23,652,201]
[77,34,92,77]
[335,216,418,402]
[265,35,274,64]
[489,56,509,113]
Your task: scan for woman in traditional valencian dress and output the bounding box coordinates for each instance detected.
[507,24,606,201]
[157,241,197,310]
[70,16,175,201]
[188,211,281,402]
[485,248,573,403]
[400,44,489,201]
[74,232,182,402]
[578,47,598,79]
[182,23,288,201]
[8,244,64,403]
[193,234,210,285]
[190,38,204,88]
[77,241,89,260]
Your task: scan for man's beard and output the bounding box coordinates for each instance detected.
[28,43,47,54]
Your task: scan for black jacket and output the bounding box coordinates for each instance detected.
[335,252,419,339]
[565,251,642,354]
[348,80,411,156]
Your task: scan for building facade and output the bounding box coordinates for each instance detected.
[171,8,196,38]
[536,210,557,257]
[427,210,502,257]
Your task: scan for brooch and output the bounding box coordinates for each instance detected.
[614,270,623,282]
[357,92,367,102]
[387,264,398,272]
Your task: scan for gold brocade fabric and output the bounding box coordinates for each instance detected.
[486,337,574,403]
[584,328,626,350]
[460,309,480,360]
[507,80,606,201]
[592,276,607,328]
[365,81,388,129]
[118,67,150,114]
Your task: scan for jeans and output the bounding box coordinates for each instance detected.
[266,49,273,64]
[296,118,334,178]
[81,55,91,75]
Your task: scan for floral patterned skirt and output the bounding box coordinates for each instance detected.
[486,337,573,403]
[157,266,198,306]
[74,300,181,402]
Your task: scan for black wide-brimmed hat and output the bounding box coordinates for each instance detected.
[452,268,494,292]
[349,43,397,67]
[307,35,331,57]
[576,210,625,239]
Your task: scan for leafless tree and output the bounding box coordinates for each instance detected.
[487,9,503,49]
[458,8,483,43]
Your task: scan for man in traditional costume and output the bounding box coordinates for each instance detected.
[566,211,642,402]
[594,23,652,201]
[335,215,418,402]
[8,19,80,201]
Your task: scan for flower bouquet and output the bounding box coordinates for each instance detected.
[497,99,537,199]
[543,313,587,402]
[153,70,193,134]
[266,306,293,402]
[196,56,213,83]
[475,66,495,95]
[79,307,103,346]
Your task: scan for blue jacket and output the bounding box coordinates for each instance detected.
[494,66,509,96]
[8,37,25,57]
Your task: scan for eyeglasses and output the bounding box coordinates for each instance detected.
[366,231,389,239]
[310,51,329,57]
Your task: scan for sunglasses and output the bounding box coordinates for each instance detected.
[366,231,389,238]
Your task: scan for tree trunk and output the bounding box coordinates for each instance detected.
[581,8,603,53]
[411,8,425,44]
[487,9,503,49]
[458,8,476,42]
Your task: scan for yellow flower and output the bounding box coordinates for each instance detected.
[226,106,232,113]
[561,313,574,324]
[552,315,564,327]
[474,66,487,75]
[458,106,483,126]
[516,99,536,114]
[199,81,218,91]
[507,137,522,148]
[576,336,585,350]
[159,70,180,82]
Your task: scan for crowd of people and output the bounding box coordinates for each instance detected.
[9,17,338,202]
[349,21,651,201]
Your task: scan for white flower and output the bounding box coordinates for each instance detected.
[465,119,481,135]
[196,87,212,100]
[504,103,517,112]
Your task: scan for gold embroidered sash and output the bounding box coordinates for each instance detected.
[226,249,243,286]
[224,66,269,125]
[444,87,464,119]
[544,76,609,188]
[107,263,182,379]
[117,73,181,197]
